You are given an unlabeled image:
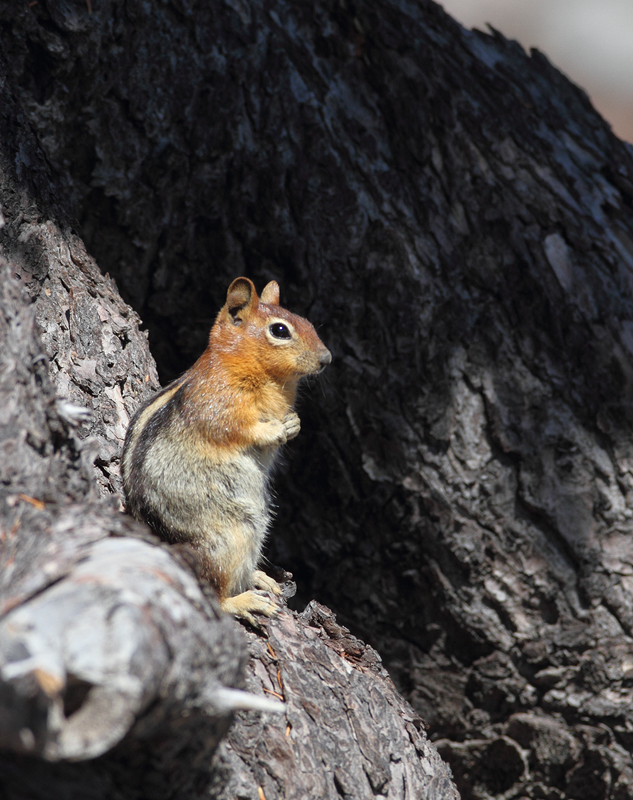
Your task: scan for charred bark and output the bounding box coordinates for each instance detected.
[3,0,633,797]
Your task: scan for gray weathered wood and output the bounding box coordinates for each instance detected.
[0,512,244,762]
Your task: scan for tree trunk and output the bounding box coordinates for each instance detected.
[2,0,633,797]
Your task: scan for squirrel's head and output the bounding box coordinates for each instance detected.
[211,277,331,384]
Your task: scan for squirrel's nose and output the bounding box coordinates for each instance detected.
[319,348,332,367]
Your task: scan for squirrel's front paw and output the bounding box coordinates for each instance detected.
[282,411,301,442]
[253,412,301,447]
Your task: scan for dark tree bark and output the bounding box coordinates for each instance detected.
[2,0,633,798]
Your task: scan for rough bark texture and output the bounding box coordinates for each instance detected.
[213,602,456,800]
[3,0,633,797]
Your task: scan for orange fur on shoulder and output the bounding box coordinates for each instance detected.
[177,281,322,450]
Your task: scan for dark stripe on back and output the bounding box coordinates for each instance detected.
[130,383,186,474]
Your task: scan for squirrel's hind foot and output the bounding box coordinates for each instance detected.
[253,569,283,596]
[221,589,279,627]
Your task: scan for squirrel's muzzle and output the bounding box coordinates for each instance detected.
[317,347,332,371]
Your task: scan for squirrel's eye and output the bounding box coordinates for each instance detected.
[269,322,291,339]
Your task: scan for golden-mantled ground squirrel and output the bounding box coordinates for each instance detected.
[122,278,331,624]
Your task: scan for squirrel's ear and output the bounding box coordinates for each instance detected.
[260,281,280,306]
[226,277,257,324]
